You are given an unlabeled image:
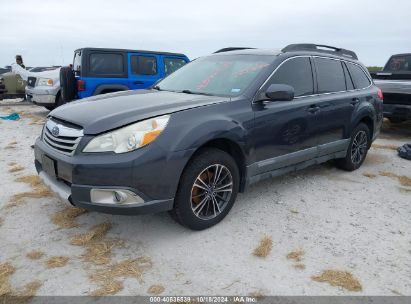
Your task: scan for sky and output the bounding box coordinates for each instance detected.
[1,0,410,67]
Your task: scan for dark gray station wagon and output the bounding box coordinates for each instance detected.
[34,44,383,230]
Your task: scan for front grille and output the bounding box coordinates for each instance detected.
[27,76,36,88]
[43,119,83,156]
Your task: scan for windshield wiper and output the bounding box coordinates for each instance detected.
[180,89,214,96]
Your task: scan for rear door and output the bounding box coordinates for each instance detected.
[128,53,160,89]
[311,57,355,153]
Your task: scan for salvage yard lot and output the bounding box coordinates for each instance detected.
[0,104,410,297]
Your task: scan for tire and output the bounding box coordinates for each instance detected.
[60,66,76,103]
[335,123,370,171]
[170,148,240,230]
[55,93,65,108]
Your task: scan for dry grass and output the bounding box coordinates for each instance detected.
[7,162,17,167]
[398,187,411,193]
[6,185,51,209]
[4,141,17,150]
[8,165,24,173]
[312,269,362,292]
[380,171,411,187]
[26,250,44,260]
[147,284,165,295]
[287,250,305,262]
[89,257,152,295]
[0,217,3,227]
[15,175,42,187]
[13,280,43,299]
[290,209,299,214]
[372,143,398,151]
[45,256,69,268]
[362,172,377,179]
[294,263,306,270]
[253,235,273,258]
[71,222,112,246]
[51,207,87,229]
[82,240,118,265]
[0,262,15,296]
[91,280,124,296]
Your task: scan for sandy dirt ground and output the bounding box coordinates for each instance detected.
[0,102,410,297]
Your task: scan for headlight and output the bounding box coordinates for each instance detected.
[38,78,54,86]
[83,115,170,153]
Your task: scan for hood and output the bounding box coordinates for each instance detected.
[30,68,61,80]
[50,90,229,134]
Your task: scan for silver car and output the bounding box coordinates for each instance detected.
[25,68,61,110]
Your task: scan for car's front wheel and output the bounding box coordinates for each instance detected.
[170,148,240,230]
[336,123,370,171]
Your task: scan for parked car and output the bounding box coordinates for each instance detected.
[371,53,411,123]
[0,71,26,100]
[34,43,383,230]
[0,66,11,75]
[59,47,189,105]
[25,67,62,110]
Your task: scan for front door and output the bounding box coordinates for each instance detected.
[250,56,320,175]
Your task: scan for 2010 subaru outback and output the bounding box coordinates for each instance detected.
[34,44,383,230]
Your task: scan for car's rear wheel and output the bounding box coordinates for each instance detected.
[170,148,240,230]
[336,123,370,171]
[60,66,76,103]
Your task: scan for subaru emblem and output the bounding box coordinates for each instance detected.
[51,126,60,137]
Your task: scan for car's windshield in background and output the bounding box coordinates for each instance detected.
[384,55,411,72]
[157,55,274,97]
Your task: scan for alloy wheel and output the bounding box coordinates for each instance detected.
[190,164,233,220]
[351,130,368,165]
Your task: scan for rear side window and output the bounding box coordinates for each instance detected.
[131,56,157,75]
[342,63,354,90]
[314,58,346,93]
[346,63,371,89]
[384,55,411,71]
[89,53,124,75]
[268,57,314,97]
[164,58,186,76]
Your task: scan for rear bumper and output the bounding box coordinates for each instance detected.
[383,104,411,120]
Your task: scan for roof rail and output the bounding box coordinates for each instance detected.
[281,43,358,60]
[214,47,255,53]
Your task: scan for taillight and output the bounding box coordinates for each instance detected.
[77,79,86,91]
[377,88,383,101]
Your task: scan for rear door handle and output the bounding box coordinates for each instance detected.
[307,105,320,113]
[351,98,360,105]
[133,81,144,85]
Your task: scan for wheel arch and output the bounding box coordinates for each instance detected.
[93,84,129,95]
[189,138,247,192]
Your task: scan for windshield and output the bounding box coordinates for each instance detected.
[157,55,274,96]
[384,55,411,72]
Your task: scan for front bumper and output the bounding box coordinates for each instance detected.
[26,86,58,105]
[383,104,411,120]
[34,137,192,215]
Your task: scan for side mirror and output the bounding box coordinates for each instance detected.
[265,84,294,101]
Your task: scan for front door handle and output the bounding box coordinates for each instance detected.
[307,105,320,113]
[351,98,360,106]
[133,81,144,85]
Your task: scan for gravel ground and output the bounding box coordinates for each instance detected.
[0,102,410,297]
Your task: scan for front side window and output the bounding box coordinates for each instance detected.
[164,58,187,76]
[384,55,411,71]
[267,57,314,97]
[315,58,346,93]
[73,51,82,76]
[131,56,157,75]
[157,55,274,97]
[346,63,371,89]
[89,53,124,75]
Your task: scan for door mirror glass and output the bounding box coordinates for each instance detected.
[265,84,294,101]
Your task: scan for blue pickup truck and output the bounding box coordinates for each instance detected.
[59,47,189,105]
